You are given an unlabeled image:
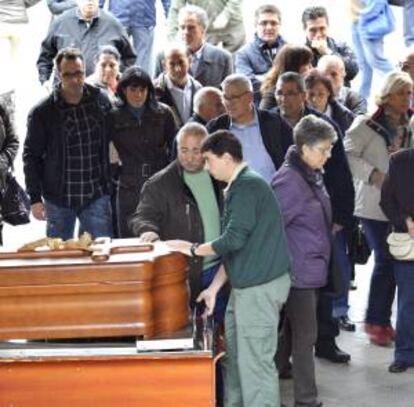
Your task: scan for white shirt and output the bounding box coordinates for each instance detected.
[165,75,193,123]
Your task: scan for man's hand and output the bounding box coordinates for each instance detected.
[139,231,160,243]
[31,202,46,221]
[311,39,330,55]
[166,239,192,256]
[406,217,414,239]
[369,169,385,189]
[197,288,217,318]
[332,223,344,234]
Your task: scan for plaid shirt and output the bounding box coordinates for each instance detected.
[60,94,105,209]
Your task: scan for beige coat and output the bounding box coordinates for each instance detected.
[344,115,391,221]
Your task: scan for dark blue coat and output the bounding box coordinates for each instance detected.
[235,34,286,103]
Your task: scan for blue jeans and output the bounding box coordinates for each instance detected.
[351,22,393,99]
[332,229,353,318]
[360,218,395,326]
[45,195,113,240]
[404,0,414,47]
[128,25,155,76]
[394,261,414,365]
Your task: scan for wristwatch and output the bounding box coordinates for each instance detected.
[190,243,200,257]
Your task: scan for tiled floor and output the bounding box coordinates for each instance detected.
[281,257,414,407]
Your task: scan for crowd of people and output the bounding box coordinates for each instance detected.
[1,0,414,406]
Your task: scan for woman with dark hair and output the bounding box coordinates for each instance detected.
[260,44,313,110]
[305,69,355,135]
[108,66,177,237]
[305,68,357,332]
[0,103,19,245]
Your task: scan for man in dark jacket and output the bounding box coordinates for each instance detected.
[274,71,355,364]
[24,47,113,240]
[302,6,358,87]
[207,74,293,184]
[130,122,226,314]
[37,0,136,86]
[235,4,286,104]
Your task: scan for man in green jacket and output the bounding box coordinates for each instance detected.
[168,130,291,407]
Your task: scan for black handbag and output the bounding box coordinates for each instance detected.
[348,221,371,265]
[1,172,31,226]
[322,237,345,299]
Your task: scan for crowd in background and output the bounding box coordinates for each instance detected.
[1,1,414,406]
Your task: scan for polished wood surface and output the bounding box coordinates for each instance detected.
[0,352,217,406]
[0,241,189,340]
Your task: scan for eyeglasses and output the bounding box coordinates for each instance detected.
[275,90,301,99]
[61,71,84,80]
[312,144,333,155]
[222,91,250,102]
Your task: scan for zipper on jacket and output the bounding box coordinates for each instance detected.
[186,203,191,234]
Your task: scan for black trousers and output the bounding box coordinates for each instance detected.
[316,291,339,346]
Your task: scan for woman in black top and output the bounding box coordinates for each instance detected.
[108,66,177,237]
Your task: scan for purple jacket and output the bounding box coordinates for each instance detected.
[272,146,331,289]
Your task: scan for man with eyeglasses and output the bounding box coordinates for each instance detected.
[273,71,355,368]
[207,73,293,185]
[24,47,113,240]
[235,4,286,105]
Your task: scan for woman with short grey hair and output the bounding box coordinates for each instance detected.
[272,114,336,407]
[344,71,414,347]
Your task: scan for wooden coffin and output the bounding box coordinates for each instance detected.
[0,240,189,340]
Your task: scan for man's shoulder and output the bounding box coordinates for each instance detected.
[28,93,56,117]
[328,37,352,53]
[206,114,231,132]
[145,161,181,189]
[203,43,232,61]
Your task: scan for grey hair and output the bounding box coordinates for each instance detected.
[276,71,306,93]
[221,74,253,93]
[375,71,413,106]
[193,86,222,113]
[317,54,345,71]
[176,122,209,146]
[178,4,209,29]
[294,114,337,152]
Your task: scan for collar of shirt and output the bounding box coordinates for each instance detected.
[54,85,90,107]
[192,43,205,61]
[165,74,192,93]
[76,7,100,24]
[229,107,258,129]
[224,162,248,195]
[324,103,333,118]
